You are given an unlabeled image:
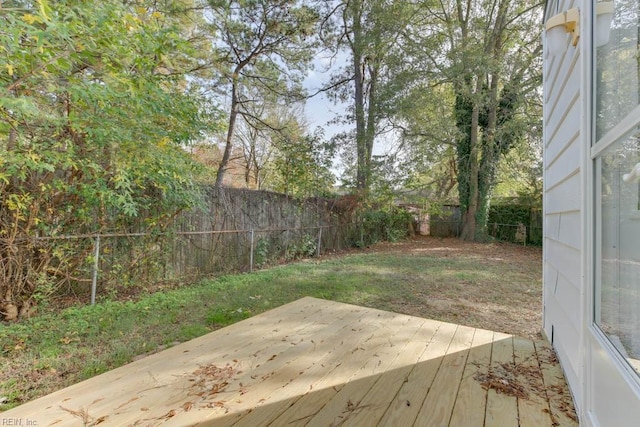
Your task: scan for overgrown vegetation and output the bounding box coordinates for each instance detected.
[0,237,542,411]
[353,207,413,247]
[0,0,215,320]
[488,201,542,245]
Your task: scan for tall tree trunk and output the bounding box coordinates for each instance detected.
[456,0,510,241]
[455,81,473,236]
[460,99,480,240]
[7,128,17,151]
[352,0,367,191]
[477,74,500,231]
[216,77,240,188]
[363,60,378,188]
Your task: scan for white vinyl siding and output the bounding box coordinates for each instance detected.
[543,0,583,410]
[544,0,640,424]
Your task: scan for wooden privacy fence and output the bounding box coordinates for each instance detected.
[20,188,356,306]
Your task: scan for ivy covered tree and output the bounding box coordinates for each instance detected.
[0,0,216,319]
[382,0,542,240]
[444,0,542,240]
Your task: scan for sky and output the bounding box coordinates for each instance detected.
[301,52,392,165]
[302,53,351,138]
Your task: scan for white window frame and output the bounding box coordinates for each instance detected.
[590,1,640,387]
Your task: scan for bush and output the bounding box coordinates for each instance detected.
[488,202,542,245]
[353,207,412,247]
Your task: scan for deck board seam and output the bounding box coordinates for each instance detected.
[412,324,465,426]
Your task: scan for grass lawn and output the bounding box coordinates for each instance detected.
[0,236,542,411]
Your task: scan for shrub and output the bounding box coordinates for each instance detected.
[353,207,412,247]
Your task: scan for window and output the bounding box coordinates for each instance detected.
[595,0,640,140]
[594,0,640,375]
[597,137,640,374]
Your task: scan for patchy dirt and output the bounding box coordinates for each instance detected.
[357,236,543,340]
[363,235,540,258]
[44,236,543,341]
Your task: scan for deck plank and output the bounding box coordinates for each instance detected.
[485,333,519,427]
[166,301,394,427]
[412,324,476,427]
[305,313,426,427]
[231,307,402,426]
[338,319,441,426]
[448,328,494,427]
[114,297,355,426]
[267,310,418,427]
[5,297,337,426]
[209,306,383,426]
[1,297,578,427]
[535,340,579,427]
[514,338,554,427]
[268,387,337,427]
[376,321,457,426]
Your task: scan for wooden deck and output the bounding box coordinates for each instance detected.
[3,297,578,426]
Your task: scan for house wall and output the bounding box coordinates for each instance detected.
[544,1,640,425]
[542,0,584,412]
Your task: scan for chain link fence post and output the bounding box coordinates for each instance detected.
[91,235,100,305]
[249,229,255,272]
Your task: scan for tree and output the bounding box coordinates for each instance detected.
[493,127,543,206]
[391,0,542,240]
[450,0,542,240]
[271,127,336,197]
[234,85,293,190]
[206,0,319,187]
[321,0,415,193]
[242,103,335,197]
[0,0,215,319]
[236,104,276,189]
[387,82,461,204]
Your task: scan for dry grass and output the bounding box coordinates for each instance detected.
[354,237,543,339]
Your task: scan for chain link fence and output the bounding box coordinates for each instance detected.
[425,220,542,246]
[0,188,362,319]
[29,224,351,306]
[421,201,542,246]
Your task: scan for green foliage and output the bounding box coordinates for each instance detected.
[254,232,319,266]
[488,201,542,245]
[270,128,336,197]
[254,237,270,267]
[0,0,218,318]
[284,233,317,260]
[353,207,412,247]
[488,203,530,227]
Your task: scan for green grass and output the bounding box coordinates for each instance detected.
[0,240,542,410]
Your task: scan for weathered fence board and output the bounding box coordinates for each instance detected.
[85,187,354,301]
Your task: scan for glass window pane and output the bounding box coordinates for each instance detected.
[595,0,640,140]
[597,134,640,374]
